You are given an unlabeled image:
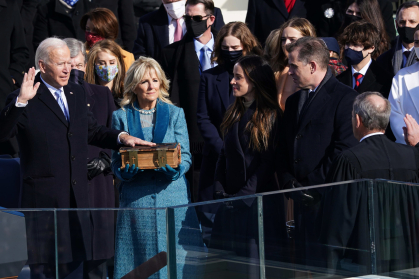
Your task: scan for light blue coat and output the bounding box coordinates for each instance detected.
[111,99,203,279]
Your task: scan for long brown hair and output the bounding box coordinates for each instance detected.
[270,18,316,73]
[338,0,389,57]
[80,8,119,49]
[85,39,126,99]
[220,55,281,152]
[211,21,262,64]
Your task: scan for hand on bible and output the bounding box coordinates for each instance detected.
[17,67,40,104]
[403,114,419,146]
[119,134,156,147]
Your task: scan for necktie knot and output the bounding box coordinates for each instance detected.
[404,51,411,60]
[354,73,363,90]
[200,46,211,74]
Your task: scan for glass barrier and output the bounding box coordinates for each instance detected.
[3,179,419,279]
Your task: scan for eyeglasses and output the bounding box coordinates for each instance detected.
[72,63,85,70]
[183,14,211,22]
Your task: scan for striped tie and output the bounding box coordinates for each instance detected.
[55,89,70,121]
[353,73,363,91]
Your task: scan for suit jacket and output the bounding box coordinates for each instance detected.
[277,69,359,188]
[245,0,307,46]
[196,65,235,203]
[33,0,136,51]
[336,60,392,98]
[133,4,224,61]
[376,36,417,77]
[389,62,419,144]
[162,29,218,152]
[0,73,121,264]
[17,0,38,69]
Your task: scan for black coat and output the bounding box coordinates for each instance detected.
[336,60,392,98]
[33,0,136,51]
[196,66,235,203]
[84,81,117,260]
[17,0,39,70]
[0,74,121,264]
[319,135,419,271]
[133,4,225,61]
[162,29,218,152]
[277,69,359,188]
[245,0,307,46]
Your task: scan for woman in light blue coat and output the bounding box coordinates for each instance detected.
[111,57,203,279]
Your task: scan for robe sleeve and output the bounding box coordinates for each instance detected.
[325,152,360,183]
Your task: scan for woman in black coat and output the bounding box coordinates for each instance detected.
[196,22,262,245]
[209,55,287,277]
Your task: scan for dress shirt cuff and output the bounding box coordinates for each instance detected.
[117,131,129,144]
[15,97,28,107]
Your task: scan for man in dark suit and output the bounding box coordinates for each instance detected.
[133,0,224,61]
[377,1,419,77]
[162,0,219,201]
[319,92,419,271]
[0,0,29,157]
[245,0,307,46]
[0,37,152,279]
[33,0,136,52]
[276,37,358,265]
[337,21,392,98]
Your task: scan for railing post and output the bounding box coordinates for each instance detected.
[166,207,177,278]
[54,209,58,279]
[367,180,377,274]
[258,196,266,279]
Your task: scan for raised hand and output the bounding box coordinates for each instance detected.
[17,67,40,103]
[403,114,419,146]
[119,134,156,147]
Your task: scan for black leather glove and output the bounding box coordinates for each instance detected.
[214,191,236,209]
[285,179,318,207]
[87,151,112,180]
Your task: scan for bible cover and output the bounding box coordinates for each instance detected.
[119,143,181,170]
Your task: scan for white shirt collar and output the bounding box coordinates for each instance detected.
[40,75,63,94]
[194,32,215,53]
[402,44,414,52]
[309,85,319,93]
[359,132,384,142]
[351,58,372,76]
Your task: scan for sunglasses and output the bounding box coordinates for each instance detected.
[183,14,211,22]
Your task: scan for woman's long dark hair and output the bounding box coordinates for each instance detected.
[220,55,281,152]
[338,0,389,57]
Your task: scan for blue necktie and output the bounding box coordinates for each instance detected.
[200,45,211,74]
[55,89,70,122]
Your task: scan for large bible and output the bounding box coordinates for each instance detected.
[119,143,181,170]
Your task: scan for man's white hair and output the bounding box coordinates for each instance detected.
[35,37,68,70]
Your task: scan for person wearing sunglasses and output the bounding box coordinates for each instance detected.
[161,0,224,203]
[132,0,225,62]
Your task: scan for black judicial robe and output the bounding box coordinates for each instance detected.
[318,134,419,273]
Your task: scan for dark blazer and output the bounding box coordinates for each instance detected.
[33,0,136,51]
[84,81,117,260]
[0,74,121,264]
[162,29,218,151]
[196,66,235,203]
[336,60,392,98]
[17,0,39,70]
[277,70,359,188]
[245,0,307,46]
[133,4,224,61]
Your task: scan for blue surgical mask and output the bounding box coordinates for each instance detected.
[94,64,119,82]
[344,48,366,66]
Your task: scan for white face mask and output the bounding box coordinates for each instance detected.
[415,47,419,60]
[163,0,186,20]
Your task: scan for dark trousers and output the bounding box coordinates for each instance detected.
[29,259,107,279]
[185,153,202,203]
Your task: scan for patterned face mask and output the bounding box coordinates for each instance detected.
[95,65,119,82]
[85,31,104,48]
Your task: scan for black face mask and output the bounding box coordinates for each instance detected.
[397,26,416,44]
[344,48,367,65]
[341,14,362,30]
[186,19,211,38]
[221,49,243,70]
[69,69,85,85]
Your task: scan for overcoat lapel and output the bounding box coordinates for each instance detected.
[216,70,230,110]
[36,75,69,127]
[63,85,76,126]
[84,82,96,110]
[357,63,376,93]
[152,5,170,48]
[153,100,169,143]
[126,101,145,140]
[270,0,288,18]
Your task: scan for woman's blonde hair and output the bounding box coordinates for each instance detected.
[85,39,126,99]
[120,57,172,108]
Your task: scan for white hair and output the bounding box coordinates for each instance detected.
[63,38,86,63]
[35,37,68,70]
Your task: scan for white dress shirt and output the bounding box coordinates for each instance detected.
[351,58,372,89]
[359,132,384,142]
[167,14,187,44]
[194,33,217,69]
[402,45,414,68]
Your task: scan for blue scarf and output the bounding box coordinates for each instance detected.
[62,0,79,6]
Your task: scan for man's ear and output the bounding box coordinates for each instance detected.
[38,60,46,74]
[355,114,362,129]
[310,61,316,74]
